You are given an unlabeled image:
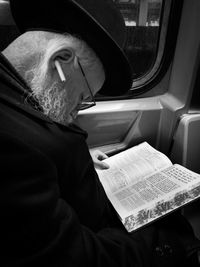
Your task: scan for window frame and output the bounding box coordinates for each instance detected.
[96,0,184,100]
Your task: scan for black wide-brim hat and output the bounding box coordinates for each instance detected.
[9,0,132,96]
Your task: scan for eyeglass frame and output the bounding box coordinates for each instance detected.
[76,59,96,111]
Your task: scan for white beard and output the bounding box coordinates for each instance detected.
[27,66,75,125]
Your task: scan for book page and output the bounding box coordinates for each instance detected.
[121,164,200,215]
[97,146,200,229]
[96,143,200,232]
[96,142,172,194]
[123,164,200,232]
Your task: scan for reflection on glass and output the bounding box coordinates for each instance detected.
[113,0,163,80]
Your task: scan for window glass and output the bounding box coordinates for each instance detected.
[113,0,165,91]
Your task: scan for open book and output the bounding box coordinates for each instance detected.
[96,142,200,233]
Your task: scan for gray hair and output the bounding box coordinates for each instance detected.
[3,31,101,84]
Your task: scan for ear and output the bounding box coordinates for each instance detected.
[50,48,75,67]
[50,49,75,82]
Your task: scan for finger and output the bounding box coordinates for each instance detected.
[96,151,109,160]
[95,161,110,170]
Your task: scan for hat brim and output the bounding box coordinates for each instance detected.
[10,0,133,96]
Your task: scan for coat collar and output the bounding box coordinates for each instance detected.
[0,53,88,137]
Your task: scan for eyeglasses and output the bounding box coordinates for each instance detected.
[76,59,96,111]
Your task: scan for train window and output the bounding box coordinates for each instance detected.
[117,0,164,79]
[115,0,170,93]
[97,0,181,99]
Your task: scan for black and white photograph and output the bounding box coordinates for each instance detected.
[0,0,200,266]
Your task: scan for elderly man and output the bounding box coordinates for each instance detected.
[0,0,199,266]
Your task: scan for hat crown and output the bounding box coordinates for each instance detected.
[71,0,126,48]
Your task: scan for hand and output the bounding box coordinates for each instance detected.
[90,150,110,170]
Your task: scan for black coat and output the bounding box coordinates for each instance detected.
[0,53,199,267]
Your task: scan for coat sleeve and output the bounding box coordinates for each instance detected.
[0,132,156,267]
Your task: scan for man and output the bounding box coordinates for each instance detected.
[0,0,199,266]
